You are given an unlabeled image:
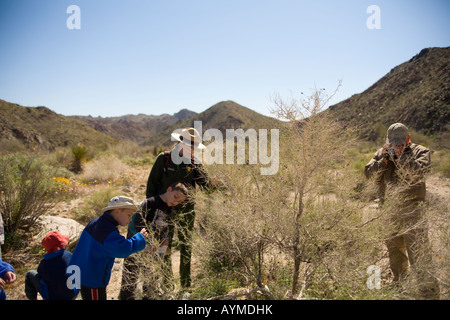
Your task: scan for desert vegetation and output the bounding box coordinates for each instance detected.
[0,88,449,300]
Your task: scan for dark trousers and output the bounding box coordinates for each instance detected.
[26,270,79,300]
[80,286,107,300]
[25,270,41,300]
[177,209,195,288]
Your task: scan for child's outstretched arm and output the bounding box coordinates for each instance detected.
[103,229,148,258]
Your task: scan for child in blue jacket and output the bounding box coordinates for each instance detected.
[25,230,78,300]
[0,259,15,300]
[68,196,148,300]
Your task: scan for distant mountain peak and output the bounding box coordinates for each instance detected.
[173,108,197,120]
[144,100,281,146]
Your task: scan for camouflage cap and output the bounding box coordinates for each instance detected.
[386,123,409,146]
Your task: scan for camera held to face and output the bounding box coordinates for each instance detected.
[383,145,397,161]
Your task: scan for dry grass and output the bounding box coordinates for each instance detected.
[79,154,131,184]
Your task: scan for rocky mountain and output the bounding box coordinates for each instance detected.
[0,99,279,151]
[0,99,117,151]
[70,108,197,144]
[144,100,281,147]
[327,47,450,145]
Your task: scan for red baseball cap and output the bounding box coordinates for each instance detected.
[41,230,69,253]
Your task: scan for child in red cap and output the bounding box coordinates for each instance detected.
[25,230,78,300]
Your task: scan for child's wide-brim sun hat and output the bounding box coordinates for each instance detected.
[102,196,138,213]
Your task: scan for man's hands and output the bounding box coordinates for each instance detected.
[382,144,406,165]
[382,144,393,165]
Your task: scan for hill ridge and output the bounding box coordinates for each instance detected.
[144,100,281,146]
[0,99,117,151]
[328,46,450,144]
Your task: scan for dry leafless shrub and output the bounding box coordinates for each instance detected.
[190,86,405,299]
[79,154,130,184]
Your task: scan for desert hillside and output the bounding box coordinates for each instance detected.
[328,47,450,147]
[0,99,117,151]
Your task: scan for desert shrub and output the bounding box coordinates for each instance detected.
[103,141,157,167]
[191,86,422,300]
[78,154,130,184]
[3,230,28,252]
[194,163,399,300]
[437,156,450,177]
[70,143,89,173]
[194,176,272,298]
[105,141,148,158]
[0,139,26,155]
[408,128,438,150]
[44,146,74,171]
[372,122,388,145]
[0,154,58,233]
[426,194,450,299]
[72,185,120,224]
[345,143,378,174]
[432,149,450,177]
[122,155,156,167]
[189,270,241,300]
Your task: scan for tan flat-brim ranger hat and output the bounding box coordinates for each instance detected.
[171,127,206,150]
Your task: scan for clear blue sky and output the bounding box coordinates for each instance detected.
[0,0,449,118]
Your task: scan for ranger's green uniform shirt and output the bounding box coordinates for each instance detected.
[146,151,210,204]
[364,143,430,201]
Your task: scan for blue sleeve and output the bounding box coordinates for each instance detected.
[103,231,146,258]
[0,260,14,300]
[0,260,14,278]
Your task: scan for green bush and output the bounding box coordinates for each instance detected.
[3,230,28,252]
[0,154,57,233]
[0,139,26,155]
[70,143,89,173]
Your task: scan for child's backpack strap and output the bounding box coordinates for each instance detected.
[163,151,170,174]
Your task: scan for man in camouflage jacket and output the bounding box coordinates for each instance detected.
[365,123,440,299]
